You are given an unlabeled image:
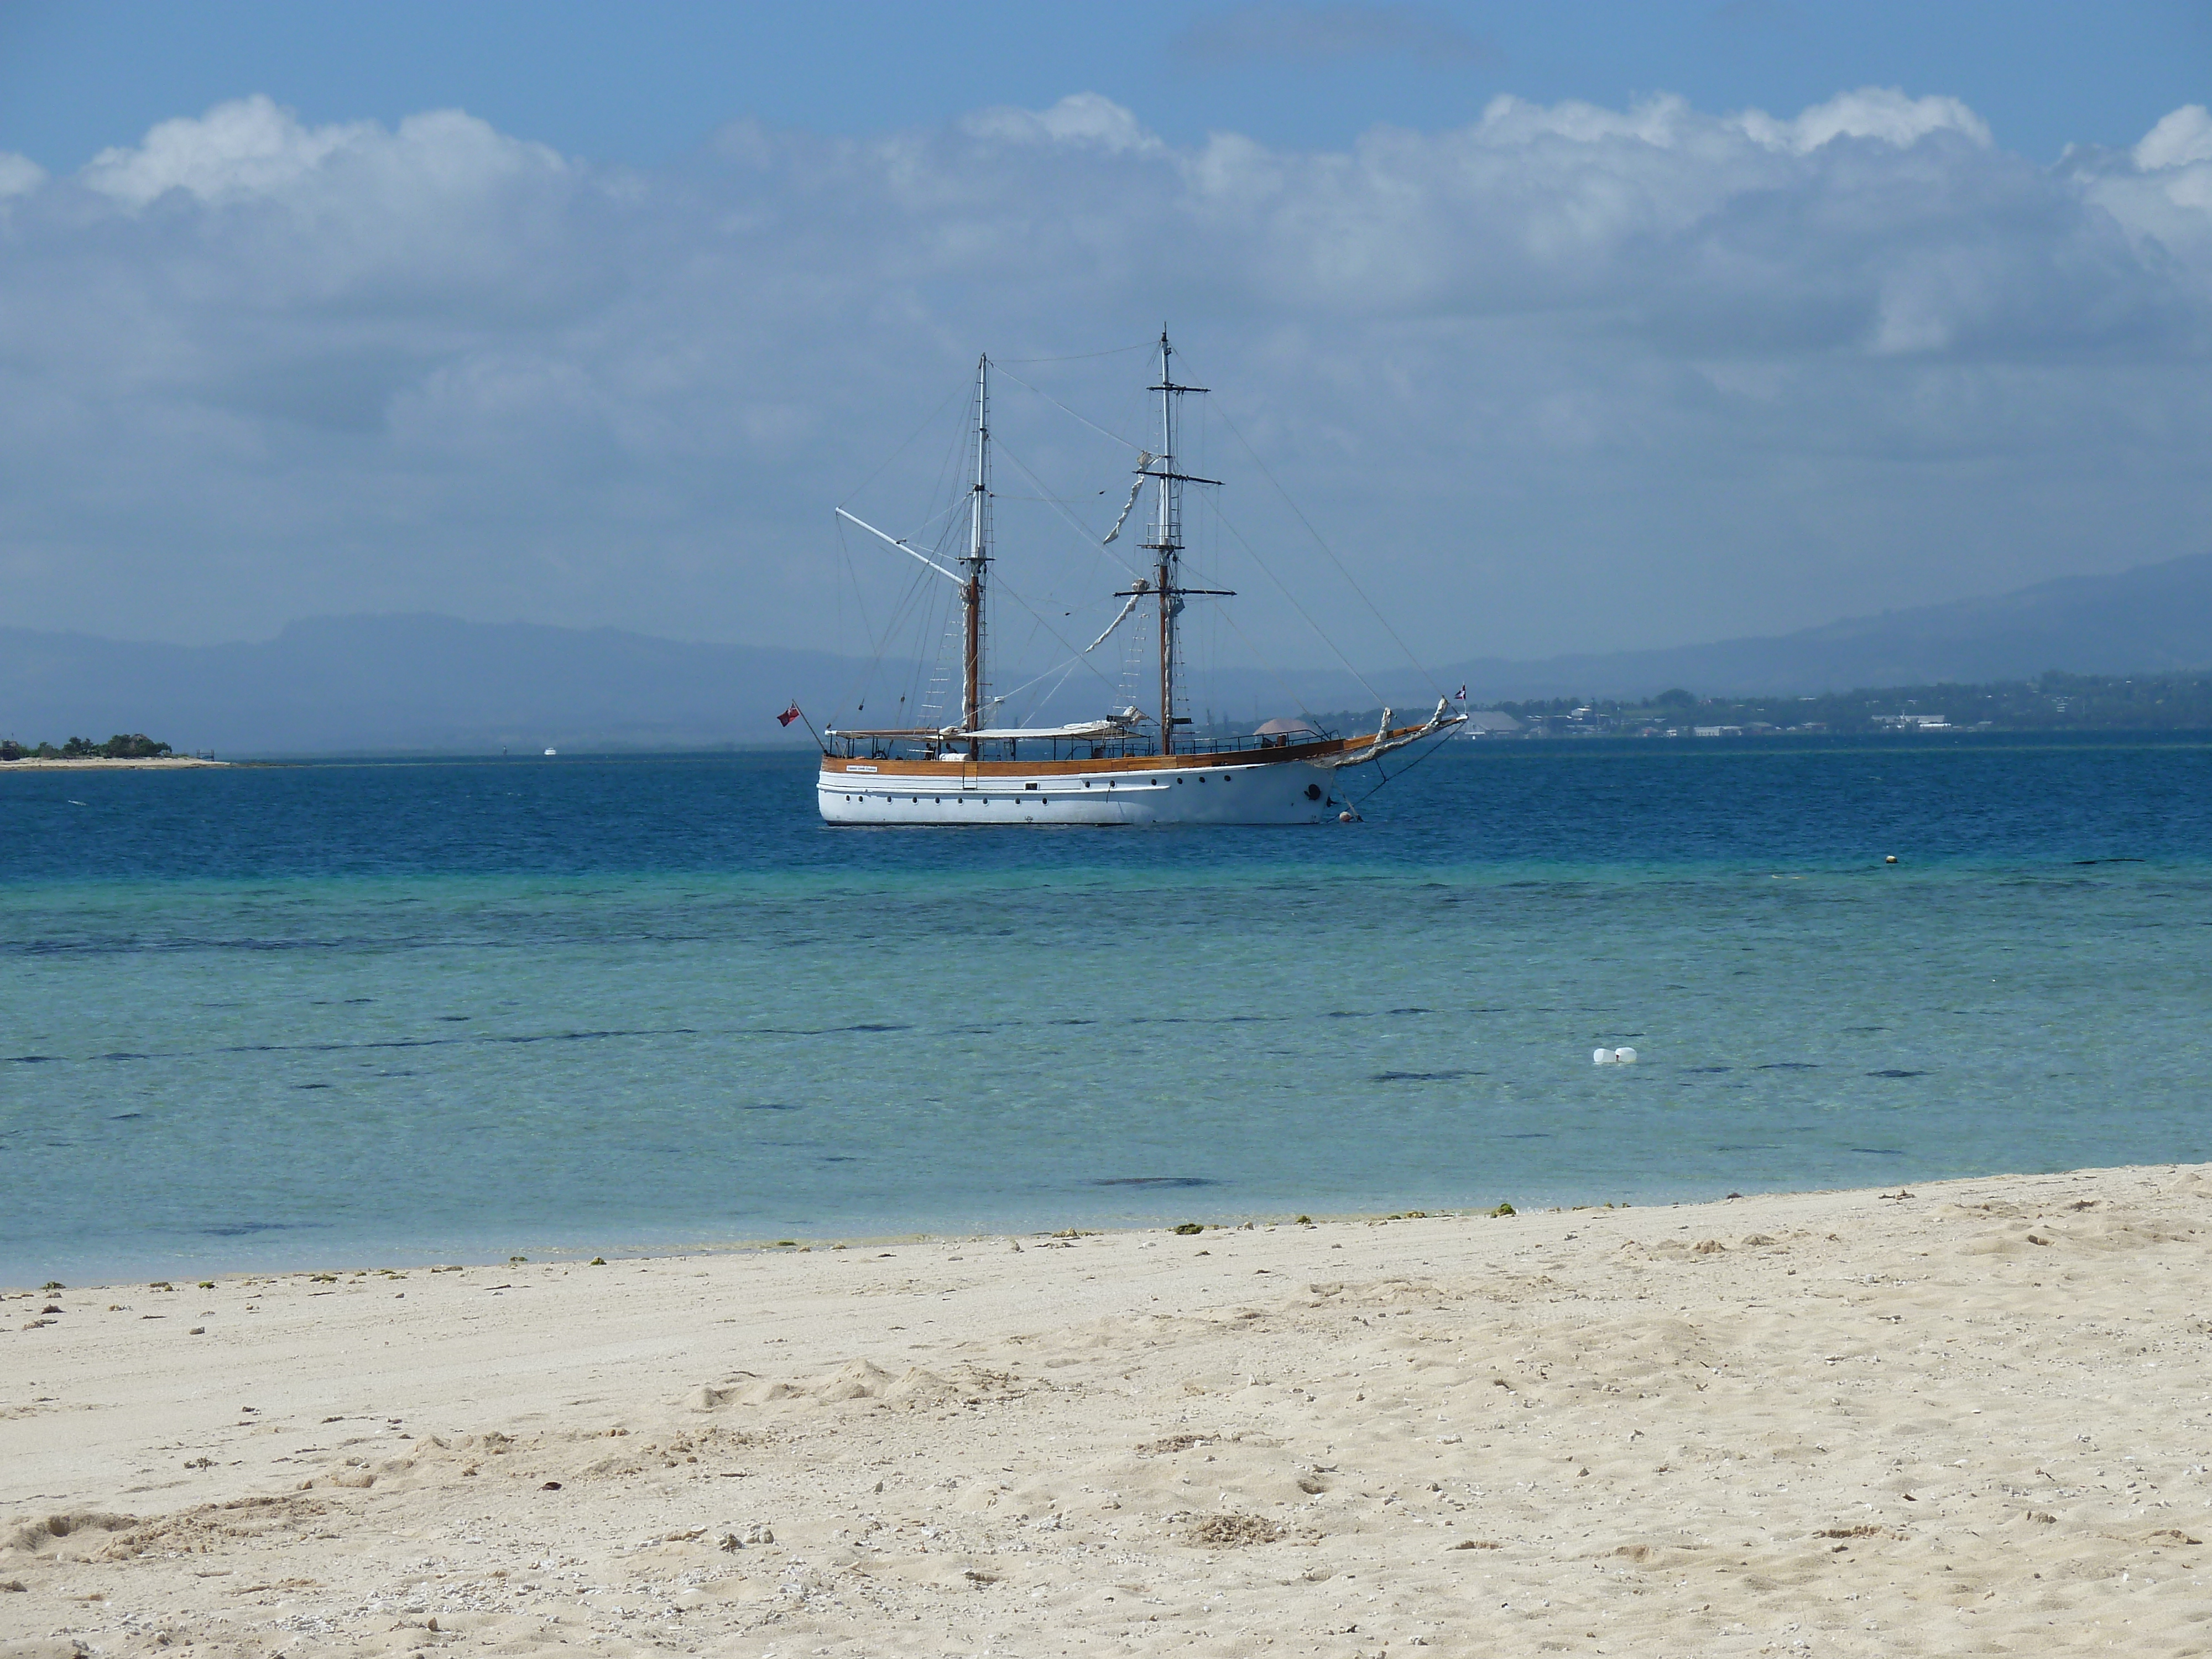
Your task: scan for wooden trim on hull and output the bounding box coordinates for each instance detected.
[818,755,1339,826]
[816,721,1436,781]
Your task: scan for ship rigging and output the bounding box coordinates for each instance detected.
[817,332,1462,825]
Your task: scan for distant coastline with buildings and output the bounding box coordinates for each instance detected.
[1291,670,2212,742]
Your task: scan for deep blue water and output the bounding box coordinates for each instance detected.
[3,734,2208,1284]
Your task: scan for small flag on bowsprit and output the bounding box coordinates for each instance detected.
[777,702,803,728]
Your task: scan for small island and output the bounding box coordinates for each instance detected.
[0,733,225,767]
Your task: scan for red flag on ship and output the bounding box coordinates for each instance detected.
[777,701,802,728]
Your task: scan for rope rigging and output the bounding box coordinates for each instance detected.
[823,338,1462,780]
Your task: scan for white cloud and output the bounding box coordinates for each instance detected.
[1474,91,1704,149]
[82,95,369,206]
[1,92,2209,667]
[2073,105,2212,268]
[2135,105,2212,171]
[0,152,48,197]
[79,95,572,238]
[1736,87,1992,155]
[959,93,1164,155]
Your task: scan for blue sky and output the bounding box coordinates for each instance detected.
[1,2,2209,672]
[4,2,2204,169]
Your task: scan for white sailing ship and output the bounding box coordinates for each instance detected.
[817,333,1461,825]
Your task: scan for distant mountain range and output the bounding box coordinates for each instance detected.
[0,614,873,756]
[1423,550,2212,704]
[3,552,2208,754]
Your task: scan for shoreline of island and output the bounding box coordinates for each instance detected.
[0,1165,2163,1291]
[4,1159,2206,1655]
[0,755,231,770]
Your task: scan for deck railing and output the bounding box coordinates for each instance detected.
[826,728,1343,763]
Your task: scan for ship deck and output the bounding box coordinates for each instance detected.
[816,725,1421,779]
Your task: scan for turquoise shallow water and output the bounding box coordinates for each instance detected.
[3,737,2208,1284]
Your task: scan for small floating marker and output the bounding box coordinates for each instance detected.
[1594,1046,1637,1066]
[544,748,557,757]
[1338,810,1354,822]
[1885,854,1898,864]
[1614,1046,1637,1065]
[1593,1047,1614,1066]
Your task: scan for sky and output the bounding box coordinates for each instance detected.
[1,1,2209,674]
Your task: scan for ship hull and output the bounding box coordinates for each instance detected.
[818,753,1340,825]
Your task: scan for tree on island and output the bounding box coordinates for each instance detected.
[2,733,174,761]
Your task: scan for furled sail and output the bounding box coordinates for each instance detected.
[1086,579,1147,651]
[1100,454,1155,544]
[947,713,1142,741]
[1317,700,1466,769]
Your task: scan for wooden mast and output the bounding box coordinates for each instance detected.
[1142,332,1220,758]
[1150,331,1179,755]
[964,354,989,738]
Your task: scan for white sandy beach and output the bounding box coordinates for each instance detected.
[0,759,227,771]
[4,1165,2209,1658]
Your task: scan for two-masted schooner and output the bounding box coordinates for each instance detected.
[817,333,1461,825]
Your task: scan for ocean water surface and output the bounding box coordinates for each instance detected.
[3,735,2208,1284]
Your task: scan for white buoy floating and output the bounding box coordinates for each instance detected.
[1593,1046,1639,1066]
[544,748,557,757]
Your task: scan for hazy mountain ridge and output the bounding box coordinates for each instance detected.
[3,554,2208,754]
[1421,551,2212,704]
[0,615,881,755]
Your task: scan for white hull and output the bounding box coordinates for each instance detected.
[818,756,1341,825]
